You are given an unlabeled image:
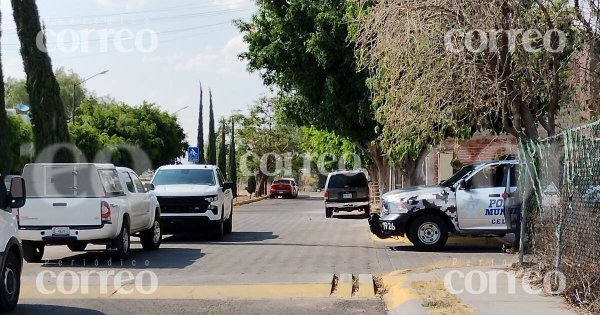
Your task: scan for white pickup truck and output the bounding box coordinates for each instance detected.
[0,176,26,312]
[18,164,162,262]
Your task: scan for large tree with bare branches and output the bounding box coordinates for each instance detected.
[354,0,579,151]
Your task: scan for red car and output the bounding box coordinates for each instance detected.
[269,179,299,199]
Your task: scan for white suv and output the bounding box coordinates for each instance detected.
[18,163,162,262]
[0,176,26,312]
[151,165,234,240]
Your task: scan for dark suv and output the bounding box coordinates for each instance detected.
[323,171,370,218]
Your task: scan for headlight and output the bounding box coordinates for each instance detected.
[205,196,218,203]
[383,196,408,214]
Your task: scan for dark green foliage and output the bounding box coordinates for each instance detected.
[0,9,9,177]
[69,101,188,171]
[218,118,227,179]
[206,89,217,165]
[12,0,71,162]
[236,0,376,144]
[229,118,237,197]
[196,81,206,164]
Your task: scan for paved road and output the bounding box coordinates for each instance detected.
[19,192,512,314]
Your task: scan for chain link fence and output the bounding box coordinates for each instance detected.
[518,119,600,312]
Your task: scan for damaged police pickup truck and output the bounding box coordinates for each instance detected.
[370,160,521,251]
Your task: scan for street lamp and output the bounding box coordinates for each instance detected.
[173,105,189,115]
[71,70,109,124]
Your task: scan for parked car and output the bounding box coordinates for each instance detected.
[18,163,162,262]
[0,176,26,312]
[323,171,370,218]
[151,165,234,240]
[269,178,299,199]
[370,160,520,251]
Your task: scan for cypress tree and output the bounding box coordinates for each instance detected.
[0,10,11,176]
[206,89,217,165]
[228,117,237,197]
[218,118,227,178]
[196,81,206,164]
[12,0,71,162]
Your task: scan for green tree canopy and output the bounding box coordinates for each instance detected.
[70,100,188,172]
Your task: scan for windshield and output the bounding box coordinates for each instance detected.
[152,169,216,186]
[273,180,291,185]
[440,165,477,187]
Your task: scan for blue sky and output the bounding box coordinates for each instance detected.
[1,0,269,146]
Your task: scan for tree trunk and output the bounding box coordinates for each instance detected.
[356,141,390,194]
[12,0,71,162]
[256,171,268,196]
[0,10,11,177]
[401,148,429,187]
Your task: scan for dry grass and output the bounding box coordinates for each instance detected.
[411,280,473,315]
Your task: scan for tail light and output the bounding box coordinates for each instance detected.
[366,187,371,199]
[101,201,111,223]
[324,191,329,199]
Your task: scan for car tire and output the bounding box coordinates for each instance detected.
[67,242,88,252]
[22,241,44,263]
[0,252,20,312]
[212,212,225,241]
[408,215,448,251]
[224,207,233,234]
[364,207,371,217]
[109,221,130,260]
[325,208,333,218]
[140,215,162,251]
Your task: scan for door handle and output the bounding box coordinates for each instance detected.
[489,194,501,197]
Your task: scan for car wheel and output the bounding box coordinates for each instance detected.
[0,252,20,312]
[109,221,130,259]
[408,215,448,251]
[212,211,225,241]
[140,215,162,251]
[67,242,88,252]
[22,241,44,263]
[224,207,233,234]
[325,208,333,218]
[364,207,371,218]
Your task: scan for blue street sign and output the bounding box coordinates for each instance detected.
[187,147,200,162]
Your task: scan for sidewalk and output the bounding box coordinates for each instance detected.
[384,266,577,315]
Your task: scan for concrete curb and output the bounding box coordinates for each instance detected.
[233,196,268,207]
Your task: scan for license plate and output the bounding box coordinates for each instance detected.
[382,222,396,231]
[52,227,70,236]
[343,193,352,199]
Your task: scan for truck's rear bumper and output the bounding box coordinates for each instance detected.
[19,223,119,243]
[325,200,369,210]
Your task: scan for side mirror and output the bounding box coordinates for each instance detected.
[457,179,469,191]
[144,183,155,191]
[223,181,234,192]
[8,177,26,209]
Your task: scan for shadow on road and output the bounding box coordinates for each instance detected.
[389,244,504,254]
[39,247,204,269]
[17,304,105,315]
[163,231,279,243]
[333,214,369,220]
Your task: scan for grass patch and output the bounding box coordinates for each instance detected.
[411,280,473,315]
